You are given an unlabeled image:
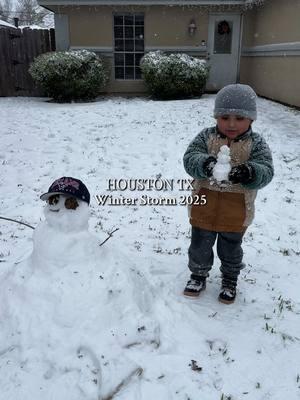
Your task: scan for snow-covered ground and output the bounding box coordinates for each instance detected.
[0,95,299,400]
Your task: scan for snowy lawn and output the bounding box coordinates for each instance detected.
[0,95,299,400]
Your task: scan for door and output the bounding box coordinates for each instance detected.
[206,14,242,91]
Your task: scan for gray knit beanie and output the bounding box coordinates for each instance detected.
[214,84,257,120]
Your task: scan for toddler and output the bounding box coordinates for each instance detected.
[183,84,274,304]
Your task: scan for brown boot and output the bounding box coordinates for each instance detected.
[218,275,237,304]
[183,274,206,297]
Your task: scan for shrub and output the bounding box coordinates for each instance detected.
[140,51,209,100]
[29,50,109,102]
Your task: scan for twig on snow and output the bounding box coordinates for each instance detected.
[101,367,143,400]
[99,228,119,247]
[0,216,35,230]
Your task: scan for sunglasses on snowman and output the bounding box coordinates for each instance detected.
[48,194,79,210]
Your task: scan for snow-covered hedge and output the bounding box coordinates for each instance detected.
[29,50,109,102]
[140,51,209,100]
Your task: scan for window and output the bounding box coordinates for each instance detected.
[213,19,233,54]
[114,14,144,80]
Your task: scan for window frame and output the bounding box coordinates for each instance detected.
[113,13,145,81]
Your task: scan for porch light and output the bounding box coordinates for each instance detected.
[188,19,197,36]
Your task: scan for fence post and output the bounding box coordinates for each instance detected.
[0,27,55,96]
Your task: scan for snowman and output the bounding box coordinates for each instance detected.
[32,176,98,270]
[0,177,157,400]
[32,176,155,327]
[213,145,231,182]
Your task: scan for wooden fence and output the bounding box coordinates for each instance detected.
[0,27,55,97]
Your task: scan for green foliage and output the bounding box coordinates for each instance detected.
[140,51,209,100]
[29,50,109,102]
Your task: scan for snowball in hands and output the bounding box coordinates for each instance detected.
[213,145,231,182]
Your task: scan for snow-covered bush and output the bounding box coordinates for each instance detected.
[140,51,209,100]
[29,50,109,102]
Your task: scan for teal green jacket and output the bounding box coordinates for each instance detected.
[183,126,274,190]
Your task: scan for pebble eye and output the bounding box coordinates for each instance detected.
[48,195,60,205]
[65,197,79,210]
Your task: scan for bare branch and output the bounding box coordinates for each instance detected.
[15,0,50,25]
[0,0,12,21]
[0,216,35,229]
[99,228,119,247]
[102,367,143,400]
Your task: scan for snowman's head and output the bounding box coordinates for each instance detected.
[40,177,91,233]
[44,194,90,232]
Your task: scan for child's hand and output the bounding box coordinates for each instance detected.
[203,156,217,177]
[229,164,255,184]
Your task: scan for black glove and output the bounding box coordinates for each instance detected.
[229,163,255,184]
[203,156,217,178]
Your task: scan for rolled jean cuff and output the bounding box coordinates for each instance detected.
[188,257,211,277]
[220,262,246,278]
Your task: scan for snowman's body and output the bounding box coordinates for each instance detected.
[213,145,231,182]
[29,195,153,319]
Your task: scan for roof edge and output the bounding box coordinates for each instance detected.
[38,0,246,6]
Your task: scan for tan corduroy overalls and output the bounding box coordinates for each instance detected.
[189,134,257,233]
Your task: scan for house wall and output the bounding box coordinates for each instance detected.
[54,13,70,50]
[67,5,209,47]
[241,0,300,107]
[143,6,209,47]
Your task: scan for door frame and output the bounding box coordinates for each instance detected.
[206,12,243,92]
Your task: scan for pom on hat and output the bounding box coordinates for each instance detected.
[214,84,257,121]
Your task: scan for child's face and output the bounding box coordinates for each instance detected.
[216,115,252,140]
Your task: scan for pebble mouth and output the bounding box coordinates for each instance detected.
[49,209,59,212]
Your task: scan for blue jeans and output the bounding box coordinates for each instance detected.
[188,227,245,279]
